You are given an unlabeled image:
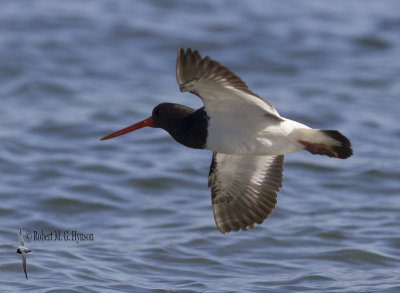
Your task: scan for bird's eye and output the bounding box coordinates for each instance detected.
[156,109,166,116]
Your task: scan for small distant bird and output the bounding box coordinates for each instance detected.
[101,48,352,234]
[16,228,32,280]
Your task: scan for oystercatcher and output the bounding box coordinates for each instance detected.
[101,48,352,234]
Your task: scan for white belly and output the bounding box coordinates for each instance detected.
[205,116,311,155]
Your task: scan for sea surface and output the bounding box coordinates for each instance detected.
[1,0,399,292]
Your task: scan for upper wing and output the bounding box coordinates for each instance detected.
[208,152,284,234]
[19,228,24,246]
[176,48,282,120]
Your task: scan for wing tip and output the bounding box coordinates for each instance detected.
[176,48,196,91]
[217,222,259,235]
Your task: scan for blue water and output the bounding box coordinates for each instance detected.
[1,0,399,292]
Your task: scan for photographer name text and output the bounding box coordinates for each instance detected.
[25,230,94,244]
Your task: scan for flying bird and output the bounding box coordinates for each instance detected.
[101,48,352,234]
[16,228,32,279]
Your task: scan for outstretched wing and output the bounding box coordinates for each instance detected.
[176,48,282,120]
[22,251,28,279]
[19,228,24,246]
[208,152,284,234]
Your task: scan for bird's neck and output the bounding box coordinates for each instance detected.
[167,107,209,149]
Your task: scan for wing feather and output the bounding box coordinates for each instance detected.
[176,48,282,120]
[22,251,28,279]
[19,228,24,246]
[208,152,284,234]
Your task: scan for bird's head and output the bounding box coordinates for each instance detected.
[100,103,194,141]
[151,103,194,129]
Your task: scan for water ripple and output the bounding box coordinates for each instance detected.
[1,0,400,291]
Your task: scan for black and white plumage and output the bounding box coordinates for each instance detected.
[16,228,32,280]
[101,48,352,234]
[209,153,284,233]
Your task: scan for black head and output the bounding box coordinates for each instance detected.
[100,102,209,149]
[151,103,195,129]
[152,102,208,149]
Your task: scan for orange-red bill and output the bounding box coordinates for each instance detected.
[100,116,153,141]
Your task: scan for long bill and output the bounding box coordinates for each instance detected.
[100,116,153,141]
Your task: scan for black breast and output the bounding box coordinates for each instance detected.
[178,107,209,149]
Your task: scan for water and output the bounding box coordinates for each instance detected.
[1,0,399,291]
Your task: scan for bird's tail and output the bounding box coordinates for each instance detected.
[296,129,352,159]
